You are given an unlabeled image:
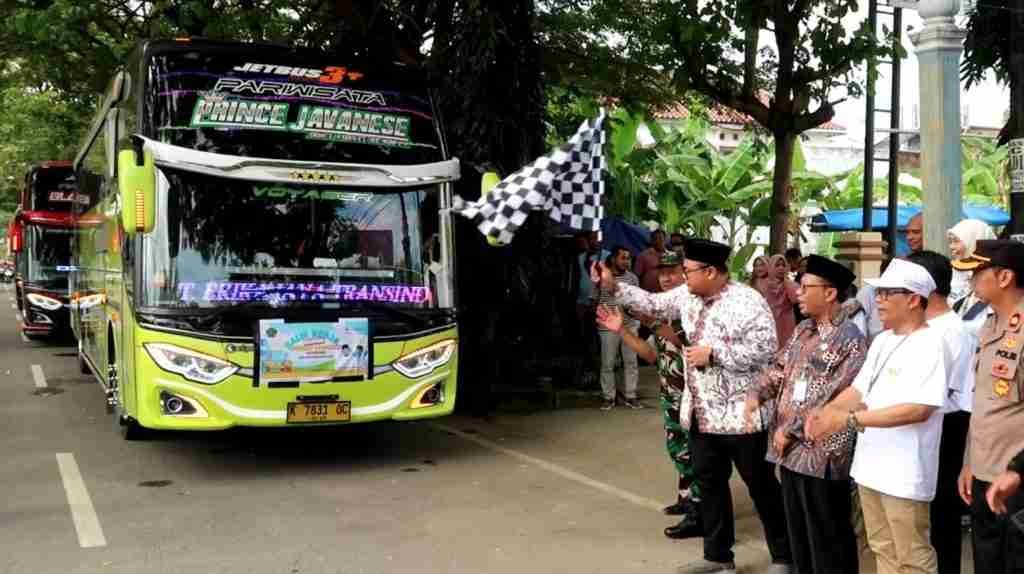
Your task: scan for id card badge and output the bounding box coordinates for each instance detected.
[792,378,808,403]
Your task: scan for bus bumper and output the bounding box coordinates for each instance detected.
[130,330,459,431]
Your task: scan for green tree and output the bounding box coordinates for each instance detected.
[0,85,91,221]
[962,0,1018,144]
[540,0,895,253]
[961,136,1010,207]
[605,110,778,273]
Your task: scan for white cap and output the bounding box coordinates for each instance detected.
[865,259,936,298]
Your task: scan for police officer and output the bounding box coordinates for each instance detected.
[952,239,1024,573]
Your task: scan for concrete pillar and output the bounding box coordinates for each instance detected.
[835,231,887,284]
[911,0,966,255]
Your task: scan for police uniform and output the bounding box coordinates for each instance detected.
[952,239,1024,573]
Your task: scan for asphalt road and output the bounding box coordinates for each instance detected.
[0,283,972,573]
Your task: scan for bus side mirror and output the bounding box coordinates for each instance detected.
[481,172,501,195]
[118,149,156,235]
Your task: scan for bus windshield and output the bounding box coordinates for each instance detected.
[144,45,443,165]
[26,226,74,287]
[141,166,447,310]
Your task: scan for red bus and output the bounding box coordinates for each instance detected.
[9,161,80,338]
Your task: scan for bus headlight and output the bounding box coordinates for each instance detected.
[392,339,455,379]
[27,293,63,310]
[144,343,239,384]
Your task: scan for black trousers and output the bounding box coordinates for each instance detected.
[780,467,858,574]
[931,411,971,574]
[971,478,1024,573]
[691,428,791,564]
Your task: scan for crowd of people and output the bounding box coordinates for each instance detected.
[577,219,1024,574]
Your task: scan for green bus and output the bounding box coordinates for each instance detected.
[72,39,461,438]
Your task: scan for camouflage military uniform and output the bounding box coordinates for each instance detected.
[655,320,701,503]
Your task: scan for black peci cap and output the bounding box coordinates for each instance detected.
[952,239,1024,274]
[683,239,731,268]
[803,254,856,292]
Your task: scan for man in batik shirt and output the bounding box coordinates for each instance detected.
[598,238,791,574]
[744,254,867,574]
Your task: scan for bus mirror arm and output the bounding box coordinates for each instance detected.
[131,135,146,167]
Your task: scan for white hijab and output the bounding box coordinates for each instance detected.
[948,219,996,258]
[947,218,996,315]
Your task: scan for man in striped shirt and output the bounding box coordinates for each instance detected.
[595,246,642,410]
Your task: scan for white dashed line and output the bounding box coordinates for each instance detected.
[31,364,47,388]
[55,453,107,548]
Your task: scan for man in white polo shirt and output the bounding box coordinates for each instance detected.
[806,258,948,574]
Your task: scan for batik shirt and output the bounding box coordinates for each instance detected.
[616,281,777,434]
[749,308,868,480]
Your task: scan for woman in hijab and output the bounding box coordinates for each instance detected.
[948,218,996,336]
[751,254,799,348]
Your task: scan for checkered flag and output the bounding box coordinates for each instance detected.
[453,109,606,245]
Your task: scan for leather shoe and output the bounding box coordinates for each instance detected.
[664,514,702,539]
[664,497,698,516]
[663,500,688,515]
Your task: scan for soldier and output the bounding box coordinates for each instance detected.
[595,251,702,539]
[951,239,1024,574]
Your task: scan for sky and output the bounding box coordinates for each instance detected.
[832,4,1009,141]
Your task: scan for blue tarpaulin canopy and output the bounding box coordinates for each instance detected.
[810,204,1010,232]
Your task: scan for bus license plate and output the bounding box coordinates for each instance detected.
[286,401,351,424]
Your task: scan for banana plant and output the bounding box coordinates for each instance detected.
[962,136,1009,207]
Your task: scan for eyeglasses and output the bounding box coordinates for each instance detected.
[875,287,913,300]
[680,265,710,277]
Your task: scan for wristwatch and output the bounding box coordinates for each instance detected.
[847,410,865,434]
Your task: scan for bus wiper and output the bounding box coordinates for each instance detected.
[350,300,431,327]
[286,297,432,327]
[190,288,295,326]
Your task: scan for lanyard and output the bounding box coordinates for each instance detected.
[864,334,911,398]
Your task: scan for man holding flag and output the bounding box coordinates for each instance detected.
[597,239,792,574]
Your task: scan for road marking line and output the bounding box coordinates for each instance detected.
[31,364,47,388]
[435,422,664,510]
[434,423,770,555]
[56,453,107,548]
